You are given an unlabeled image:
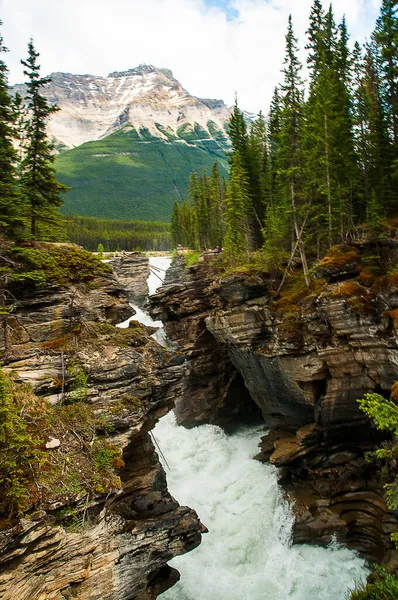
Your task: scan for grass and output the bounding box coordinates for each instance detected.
[350,567,398,599]
[55,124,230,222]
[184,251,201,267]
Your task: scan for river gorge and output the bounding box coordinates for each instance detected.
[1,246,397,599]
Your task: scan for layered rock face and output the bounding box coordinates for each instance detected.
[12,65,231,149]
[150,252,398,563]
[109,252,150,308]
[150,258,262,428]
[0,255,201,599]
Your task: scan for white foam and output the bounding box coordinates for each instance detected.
[116,256,171,331]
[155,413,368,600]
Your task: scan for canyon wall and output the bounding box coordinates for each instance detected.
[150,250,398,565]
[0,248,201,600]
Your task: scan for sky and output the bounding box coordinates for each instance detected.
[0,0,382,113]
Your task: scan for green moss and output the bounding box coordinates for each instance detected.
[95,322,149,347]
[9,244,111,290]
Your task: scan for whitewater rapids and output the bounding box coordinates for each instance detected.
[120,255,368,600]
[155,415,367,600]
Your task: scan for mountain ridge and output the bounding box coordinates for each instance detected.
[12,64,233,222]
[12,63,232,150]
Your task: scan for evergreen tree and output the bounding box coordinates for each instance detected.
[372,0,398,157]
[208,162,224,247]
[268,87,282,208]
[224,151,251,262]
[276,15,309,279]
[197,171,210,249]
[20,40,68,238]
[355,44,393,214]
[227,96,249,161]
[306,0,325,83]
[171,200,180,247]
[0,25,24,238]
[248,111,271,225]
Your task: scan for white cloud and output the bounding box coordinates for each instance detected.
[0,0,381,113]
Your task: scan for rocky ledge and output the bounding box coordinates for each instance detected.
[0,245,201,600]
[150,247,398,565]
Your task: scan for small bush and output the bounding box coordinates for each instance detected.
[350,566,398,599]
[184,251,200,267]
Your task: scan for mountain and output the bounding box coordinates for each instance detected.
[14,65,232,221]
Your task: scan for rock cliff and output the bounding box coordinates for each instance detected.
[150,248,398,564]
[0,245,201,600]
[108,252,150,308]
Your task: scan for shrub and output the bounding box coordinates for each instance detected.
[184,251,200,267]
[350,566,398,599]
[319,245,360,270]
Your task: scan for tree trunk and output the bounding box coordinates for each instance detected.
[290,180,310,287]
[324,113,332,247]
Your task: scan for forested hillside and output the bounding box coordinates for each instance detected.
[65,215,171,251]
[55,125,229,222]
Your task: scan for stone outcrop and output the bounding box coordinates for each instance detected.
[0,254,201,600]
[150,250,398,563]
[109,252,150,308]
[150,258,262,428]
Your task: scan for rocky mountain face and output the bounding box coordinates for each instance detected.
[0,248,201,600]
[13,64,232,222]
[13,64,231,150]
[150,249,398,566]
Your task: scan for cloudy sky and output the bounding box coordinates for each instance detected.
[0,0,381,113]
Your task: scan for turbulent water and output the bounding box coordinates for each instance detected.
[117,256,171,330]
[120,255,368,600]
[155,415,367,600]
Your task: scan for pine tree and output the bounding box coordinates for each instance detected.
[171,200,180,247]
[277,15,309,281]
[224,151,251,263]
[20,40,68,238]
[353,43,393,216]
[372,0,398,156]
[208,162,224,248]
[306,0,325,83]
[0,25,24,238]
[268,87,282,208]
[197,171,210,249]
[226,96,249,161]
[248,111,271,226]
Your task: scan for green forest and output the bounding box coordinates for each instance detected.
[55,124,229,223]
[65,214,171,251]
[172,0,398,275]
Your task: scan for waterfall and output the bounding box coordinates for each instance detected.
[117,256,172,329]
[118,254,368,600]
[155,414,367,600]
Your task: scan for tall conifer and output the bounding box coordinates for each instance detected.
[0,25,24,237]
[21,40,68,238]
[224,151,251,262]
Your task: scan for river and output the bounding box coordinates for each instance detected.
[122,256,368,600]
